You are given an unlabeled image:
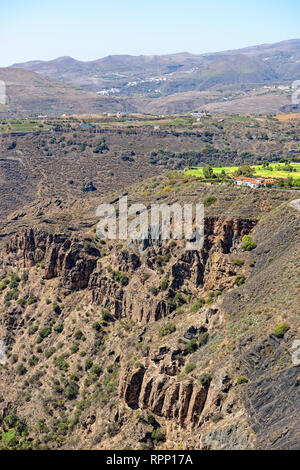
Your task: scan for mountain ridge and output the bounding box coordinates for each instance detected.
[1,39,299,117]
[12,38,300,67]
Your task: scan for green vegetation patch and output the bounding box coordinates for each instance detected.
[158,323,176,337]
[274,322,290,338]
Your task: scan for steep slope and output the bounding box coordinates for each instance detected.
[0,175,299,450]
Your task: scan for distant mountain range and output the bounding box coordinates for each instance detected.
[13,39,300,93]
[1,39,299,117]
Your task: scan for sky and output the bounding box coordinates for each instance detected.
[1,0,300,66]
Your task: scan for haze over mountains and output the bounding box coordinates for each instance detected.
[13,39,300,92]
[1,39,300,117]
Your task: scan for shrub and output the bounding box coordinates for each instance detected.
[158,323,176,337]
[121,152,134,162]
[147,414,160,428]
[90,364,102,377]
[184,338,198,355]
[151,427,166,443]
[203,196,217,207]
[160,280,168,290]
[174,292,186,306]
[27,295,38,305]
[214,290,222,297]
[5,288,19,302]
[45,347,56,359]
[198,332,209,346]
[74,330,84,340]
[235,275,245,286]
[10,273,20,288]
[28,355,39,366]
[236,376,248,385]
[101,309,114,322]
[0,278,9,291]
[64,381,79,400]
[39,326,52,339]
[199,372,212,386]
[54,356,69,371]
[52,302,61,314]
[93,139,108,154]
[54,323,64,333]
[17,364,27,376]
[232,259,244,267]
[185,363,196,374]
[70,343,79,354]
[1,429,18,448]
[191,298,205,312]
[149,286,158,296]
[274,322,290,338]
[70,374,79,382]
[112,270,129,286]
[157,254,171,266]
[85,358,93,371]
[166,297,177,311]
[242,235,257,251]
[92,322,102,332]
[28,325,38,336]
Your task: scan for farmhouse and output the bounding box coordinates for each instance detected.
[233,177,276,188]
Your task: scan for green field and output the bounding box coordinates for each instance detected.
[185,162,300,179]
[0,119,49,133]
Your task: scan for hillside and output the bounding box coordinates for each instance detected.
[0,113,299,219]
[14,40,300,94]
[0,67,137,119]
[0,116,299,450]
[0,171,299,450]
[4,39,299,116]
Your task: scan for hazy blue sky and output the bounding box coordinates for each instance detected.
[1,0,299,66]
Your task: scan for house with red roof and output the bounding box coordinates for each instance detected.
[233,176,276,188]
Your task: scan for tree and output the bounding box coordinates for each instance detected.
[234,165,255,177]
[203,165,214,179]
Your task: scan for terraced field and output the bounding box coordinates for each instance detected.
[185,162,300,180]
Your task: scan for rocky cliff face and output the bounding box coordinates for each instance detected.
[4,217,255,324]
[1,204,299,451]
[120,365,209,428]
[5,229,99,291]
